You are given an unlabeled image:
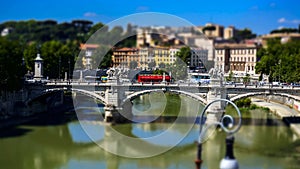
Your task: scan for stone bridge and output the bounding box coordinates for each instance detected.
[23,82,300,122]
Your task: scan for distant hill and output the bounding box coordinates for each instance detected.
[0,19,95,43]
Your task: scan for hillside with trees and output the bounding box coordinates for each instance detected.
[0,19,136,91]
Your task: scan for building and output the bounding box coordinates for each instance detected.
[136,28,161,48]
[169,47,180,64]
[215,43,260,76]
[261,33,300,47]
[139,47,155,69]
[153,47,170,66]
[190,47,209,70]
[112,46,180,69]
[194,38,215,63]
[224,26,237,39]
[80,43,99,69]
[112,47,139,69]
[1,27,13,36]
[199,23,224,39]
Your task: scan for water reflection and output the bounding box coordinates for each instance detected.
[1,94,300,169]
[0,114,300,169]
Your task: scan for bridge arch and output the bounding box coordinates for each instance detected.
[28,88,107,105]
[122,89,207,106]
[230,92,300,103]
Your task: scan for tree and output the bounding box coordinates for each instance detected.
[88,22,105,35]
[169,59,188,80]
[255,39,300,83]
[176,46,191,64]
[243,74,250,84]
[0,38,23,91]
[226,71,234,82]
[202,25,216,35]
[234,28,256,42]
[270,28,298,34]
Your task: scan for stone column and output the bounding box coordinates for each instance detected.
[206,68,227,123]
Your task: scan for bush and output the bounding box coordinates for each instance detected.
[235,98,252,108]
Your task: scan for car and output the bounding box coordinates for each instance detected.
[225,81,234,85]
[291,83,300,87]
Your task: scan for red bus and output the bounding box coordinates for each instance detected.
[137,74,171,83]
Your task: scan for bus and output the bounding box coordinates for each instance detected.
[137,74,171,83]
[189,73,210,84]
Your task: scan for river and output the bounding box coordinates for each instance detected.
[0,94,299,169]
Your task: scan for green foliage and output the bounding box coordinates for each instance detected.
[1,19,95,43]
[202,25,216,33]
[243,74,250,84]
[270,28,298,34]
[249,104,258,110]
[235,98,251,108]
[226,70,234,82]
[153,69,168,75]
[165,59,188,80]
[0,37,24,91]
[232,28,256,42]
[176,46,191,63]
[255,39,300,83]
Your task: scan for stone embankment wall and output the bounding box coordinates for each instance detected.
[255,95,300,112]
[0,91,31,118]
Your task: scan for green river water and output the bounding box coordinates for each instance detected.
[0,94,300,169]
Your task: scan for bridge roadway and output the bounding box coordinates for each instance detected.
[41,81,300,95]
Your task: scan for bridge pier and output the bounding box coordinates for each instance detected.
[104,104,132,123]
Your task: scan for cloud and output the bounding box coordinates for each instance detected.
[292,20,300,24]
[278,17,286,23]
[84,12,98,17]
[278,17,300,24]
[136,6,149,12]
[278,26,284,30]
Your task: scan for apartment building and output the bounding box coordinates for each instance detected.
[139,47,155,69]
[112,47,139,68]
[215,43,260,76]
[153,47,170,65]
[112,46,181,69]
[190,47,209,69]
[80,43,99,69]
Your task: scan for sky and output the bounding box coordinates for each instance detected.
[1,0,300,35]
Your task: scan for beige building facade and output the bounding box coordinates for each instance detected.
[215,43,259,76]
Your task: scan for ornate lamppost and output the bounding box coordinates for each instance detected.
[195,99,242,169]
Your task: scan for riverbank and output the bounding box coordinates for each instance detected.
[251,97,300,137]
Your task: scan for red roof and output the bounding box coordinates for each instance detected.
[80,44,100,50]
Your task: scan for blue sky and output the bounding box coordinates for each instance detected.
[1,0,300,35]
